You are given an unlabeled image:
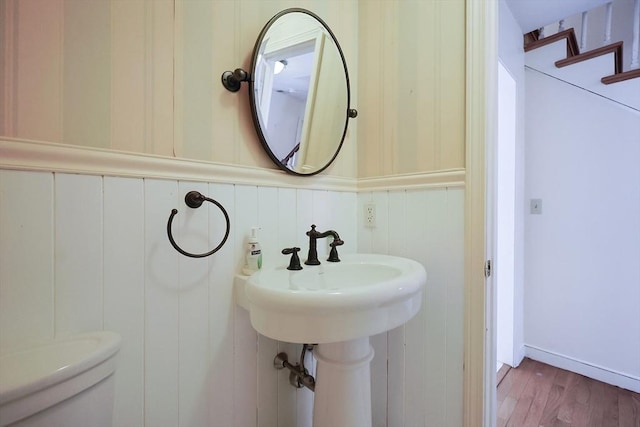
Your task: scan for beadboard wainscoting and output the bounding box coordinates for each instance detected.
[358,187,465,427]
[0,167,465,427]
[0,169,358,427]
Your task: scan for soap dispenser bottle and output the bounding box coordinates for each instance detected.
[242,227,262,275]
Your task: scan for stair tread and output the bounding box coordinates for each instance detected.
[555,41,623,73]
[602,68,640,84]
[524,28,579,57]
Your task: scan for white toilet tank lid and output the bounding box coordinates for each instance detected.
[0,331,121,405]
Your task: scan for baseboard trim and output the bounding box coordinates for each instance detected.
[513,345,526,368]
[524,344,640,393]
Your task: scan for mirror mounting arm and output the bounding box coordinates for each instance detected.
[221,68,250,92]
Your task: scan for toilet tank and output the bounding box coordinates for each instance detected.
[0,331,121,427]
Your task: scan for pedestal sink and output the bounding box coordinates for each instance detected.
[236,253,426,427]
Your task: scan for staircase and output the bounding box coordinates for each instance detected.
[523,0,640,111]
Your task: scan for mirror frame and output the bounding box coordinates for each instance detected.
[247,8,355,176]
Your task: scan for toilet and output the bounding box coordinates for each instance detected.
[0,331,121,427]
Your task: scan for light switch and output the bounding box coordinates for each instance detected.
[530,198,542,214]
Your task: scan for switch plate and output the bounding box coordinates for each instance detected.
[364,203,376,228]
[530,198,542,214]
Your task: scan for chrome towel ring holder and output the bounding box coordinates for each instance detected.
[167,191,230,258]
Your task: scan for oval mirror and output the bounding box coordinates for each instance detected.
[228,8,356,176]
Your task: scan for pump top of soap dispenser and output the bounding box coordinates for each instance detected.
[249,227,260,243]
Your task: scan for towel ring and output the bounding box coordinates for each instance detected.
[167,191,230,258]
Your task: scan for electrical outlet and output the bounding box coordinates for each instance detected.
[364,203,376,228]
[530,198,542,214]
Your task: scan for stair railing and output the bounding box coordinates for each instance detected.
[604,2,613,45]
[632,0,639,69]
[541,0,639,71]
[580,11,589,51]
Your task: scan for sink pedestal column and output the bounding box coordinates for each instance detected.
[312,337,374,427]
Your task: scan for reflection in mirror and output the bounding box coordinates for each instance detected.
[222,8,357,176]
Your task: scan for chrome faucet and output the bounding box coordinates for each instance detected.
[304,224,344,265]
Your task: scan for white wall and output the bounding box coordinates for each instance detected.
[524,69,640,392]
[498,0,527,367]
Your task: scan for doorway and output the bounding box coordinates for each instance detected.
[495,61,517,370]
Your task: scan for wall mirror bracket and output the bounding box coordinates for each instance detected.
[221,68,250,93]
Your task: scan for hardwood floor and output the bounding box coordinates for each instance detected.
[497,358,640,427]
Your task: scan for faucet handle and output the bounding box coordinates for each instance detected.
[282,247,303,270]
[327,240,342,263]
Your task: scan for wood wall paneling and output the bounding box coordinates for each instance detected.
[144,179,180,427]
[233,185,259,427]
[444,189,465,427]
[110,1,146,154]
[357,0,466,178]
[406,1,442,173]
[403,189,430,427]
[62,0,111,149]
[0,0,470,424]
[357,1,384,177]
[1,0,13,136]
[147,0,175,157]
[0,170,54,351]
[177,181,212,426]
[323,0,358,180]
[386,190,408,427]
[256,186,279,427]
[0,0,469,179]
[180,2,213,162]
[103,176,145,427]
[0,170,465,426]
[275,187,303,427]
[357,187,465,427]
[13,0,63,142]
[2,0,358,177]
[438,0,466,170]
[54,173,104,336]
[207,182,236,427]
[327,190,357,256]
[210,1,240,166]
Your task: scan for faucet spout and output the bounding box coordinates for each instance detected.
[305,225,344,265]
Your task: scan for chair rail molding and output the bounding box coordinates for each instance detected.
[0,138,465,192]
[0,138,356,191]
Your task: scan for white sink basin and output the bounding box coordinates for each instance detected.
[244,253,426,343]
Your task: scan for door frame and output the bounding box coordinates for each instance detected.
[463,0,498,426]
